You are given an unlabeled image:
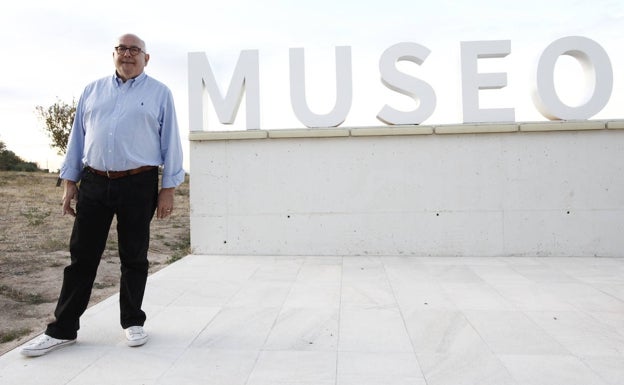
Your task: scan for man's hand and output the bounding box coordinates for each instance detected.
[157,187,175,219]
[62,180,79,217]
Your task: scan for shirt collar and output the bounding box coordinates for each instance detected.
[113,71,147,86]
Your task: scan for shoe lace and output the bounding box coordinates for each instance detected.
[39,335,52,343]
[27,335,51,348]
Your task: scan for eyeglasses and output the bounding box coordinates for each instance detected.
[114,46,145,56]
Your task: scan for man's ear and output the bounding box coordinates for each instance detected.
[144,53,150,66]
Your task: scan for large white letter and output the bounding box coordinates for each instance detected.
[188,50,260,131]
[289,46,352,128]
[376,42,436,125]
[461,40,514,123]
[532,36,613,120]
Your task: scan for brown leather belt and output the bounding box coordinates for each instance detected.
[85,165,157,179]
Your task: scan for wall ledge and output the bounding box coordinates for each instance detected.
[189,120,624,141]
[607,120,624,129]
[267,128,350,138]
[350,125,433,136]
[435,123,518,134]
[189,130,268,141]
[519,121,605,132]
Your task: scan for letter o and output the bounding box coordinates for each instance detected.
[532,36,613,120]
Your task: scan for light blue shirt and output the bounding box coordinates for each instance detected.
[60,72,185,188]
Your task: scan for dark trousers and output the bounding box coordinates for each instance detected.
[46,168,158,340]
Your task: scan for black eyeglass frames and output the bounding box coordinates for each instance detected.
[114,46,145,56]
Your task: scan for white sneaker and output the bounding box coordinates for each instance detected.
[124,326,148,347]
[20,334,76,357]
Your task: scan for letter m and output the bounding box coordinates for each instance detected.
[188,50,260,130]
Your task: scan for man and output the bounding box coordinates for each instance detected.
[21,33,185,357]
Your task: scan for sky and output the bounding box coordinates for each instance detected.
[0,0,622,172]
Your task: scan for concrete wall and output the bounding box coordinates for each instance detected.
[189,121,624,257]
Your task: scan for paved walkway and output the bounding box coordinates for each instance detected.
[1,255,623,385]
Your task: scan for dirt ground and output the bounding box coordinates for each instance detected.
[0,171,190,355]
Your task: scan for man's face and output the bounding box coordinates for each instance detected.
[113,35,149,81]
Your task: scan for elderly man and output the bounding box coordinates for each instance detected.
[21,33,184,357]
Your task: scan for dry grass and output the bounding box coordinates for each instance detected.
[0,171,190,355]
